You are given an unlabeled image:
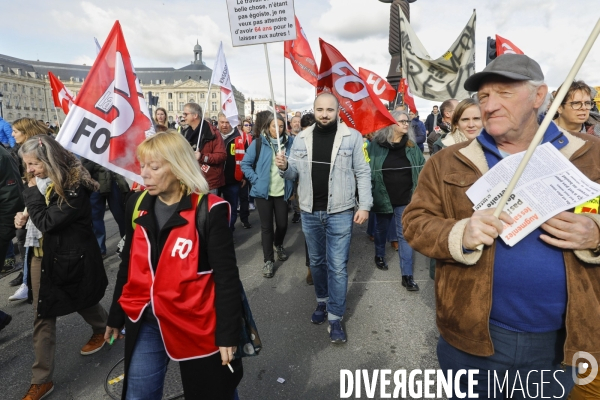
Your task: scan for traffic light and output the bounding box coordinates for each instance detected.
[486,37,497,65]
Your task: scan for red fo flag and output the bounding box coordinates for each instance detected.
[398,78,417,114]
[48,71,75,114]
[317,39,396,135]
[358,68,396,102]
[56,21,154,183]
[495,34,524,56]
[284,16,318,86]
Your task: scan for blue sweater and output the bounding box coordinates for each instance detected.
[477,122,568,333]
[0,117,15,147]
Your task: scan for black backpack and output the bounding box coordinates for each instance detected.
[251,135,262,171]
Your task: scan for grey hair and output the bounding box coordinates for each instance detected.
[374,110,416,145]
[527,80,549,117]
[184,102,202,117]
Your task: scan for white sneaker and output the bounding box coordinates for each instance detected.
[9,283,28,301]
[249,203,256,211]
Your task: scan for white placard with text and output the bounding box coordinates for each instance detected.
[226,0,296,47]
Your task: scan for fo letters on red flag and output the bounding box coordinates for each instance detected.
[317,39,396,135]
[358,68,396,103]
[56,21,154,183]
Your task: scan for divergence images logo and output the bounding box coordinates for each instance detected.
[572,351,598,386]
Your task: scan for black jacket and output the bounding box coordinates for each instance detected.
[81,158,130,194]
[425,112,440,134]
[0,146,24,264]
[22,171,107,318]
[107,192,242,399]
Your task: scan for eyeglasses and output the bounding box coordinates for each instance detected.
[182,112,195,117]
[564,101,594,110]
[397,120,410,125]
[243,124,252,127]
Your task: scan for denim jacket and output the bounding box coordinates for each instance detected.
[281,122,373,214]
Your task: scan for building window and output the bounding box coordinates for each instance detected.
[178,102,184,111]
[168,116,173,123]
[211,93,217,99]
[168,102,173,111]
[3,83,6,91]
[168,93,173,99]
[30,88,34,95]
[12,84,16,92]
[211,102,217,111]
[179,93,184,99]
[22,86,25,93]
[53,114,57,120]
[39,99,43,108]
[200,93,205,99]
[38,88,41,95]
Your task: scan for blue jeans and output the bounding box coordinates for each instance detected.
[5,241,14,259]
[367,212,397,241]
[375,206,413,276]
[127,322,243,400]
[127,323,170,400]
[90,181,126,254]
[219,182,241,231]
[302,209,354,321]
[437,324,574,399]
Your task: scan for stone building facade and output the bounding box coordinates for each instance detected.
[0,42,245,124]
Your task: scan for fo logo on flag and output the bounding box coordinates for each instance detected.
[56,21,154,184]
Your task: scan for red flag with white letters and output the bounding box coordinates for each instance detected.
[317,39,396,135]
[398,78,417,114]
[284,16,318,86]
[496,34,524,56]
[56,21,154,183]
[358,68,396,102]
[48,71,75,114]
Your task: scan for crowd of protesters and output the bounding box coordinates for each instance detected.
[1,52,600,399]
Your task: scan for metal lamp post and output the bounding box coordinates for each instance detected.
[0,92,3,119]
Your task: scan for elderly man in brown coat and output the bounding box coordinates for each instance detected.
[403,54,600,398]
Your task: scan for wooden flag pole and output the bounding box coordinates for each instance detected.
[283,52,288,134]
[264,43,281,150]
[197,84,213,151]
[476,18,600,251]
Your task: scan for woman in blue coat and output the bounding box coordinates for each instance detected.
[241,113,293,278]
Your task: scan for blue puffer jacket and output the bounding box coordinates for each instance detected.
[0,117,15,148]
[241,134,294,201]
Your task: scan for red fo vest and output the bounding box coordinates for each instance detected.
[119,193,220,360]
[234,132,252,181]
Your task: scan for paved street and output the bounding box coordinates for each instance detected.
[0,208,440,400]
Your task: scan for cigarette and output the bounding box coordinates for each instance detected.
[227,363,234,373]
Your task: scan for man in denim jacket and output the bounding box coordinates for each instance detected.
[276,93,372,343]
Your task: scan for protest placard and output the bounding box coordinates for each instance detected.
[226,0,296,47]
[467,143,600,246]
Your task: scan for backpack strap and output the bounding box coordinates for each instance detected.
[131,191,149,230]
[252,135,262,171]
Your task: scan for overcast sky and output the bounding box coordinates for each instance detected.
[2,0,599,116]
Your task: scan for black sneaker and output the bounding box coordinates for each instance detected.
[0,314,12,331]
[9,271,24,287]
[262,261,274,278]
[311,302,327,324]
[402,275,420,291]
[275,245,288,261]
[292,212,301,223]
[1,258,16,273]
[241,221,252,229]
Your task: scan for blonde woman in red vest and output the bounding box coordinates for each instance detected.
[105,130,243,400]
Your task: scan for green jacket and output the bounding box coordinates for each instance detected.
[368,140,425,214]
[81,158,130,194]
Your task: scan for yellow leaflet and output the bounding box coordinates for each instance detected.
[574,196,599,214]
[109,374,125,385]
[443,51,453,60]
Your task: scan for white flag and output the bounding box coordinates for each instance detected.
[210,42,239,127]
[399,8,476,101]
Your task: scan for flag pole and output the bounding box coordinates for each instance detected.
[264,43,281,150]
[197,84,212,151]
[52,107,61,129]
[475,17,600,251]
[283,52,288,134]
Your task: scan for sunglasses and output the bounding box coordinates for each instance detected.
[243,123,252,127]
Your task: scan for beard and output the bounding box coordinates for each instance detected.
[315,117,337,129]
